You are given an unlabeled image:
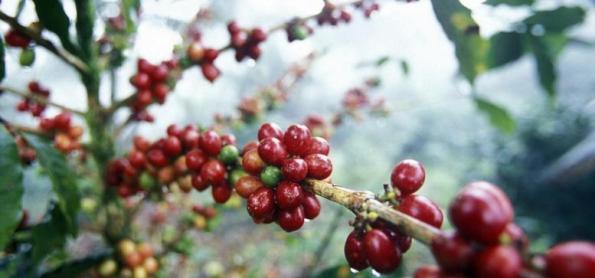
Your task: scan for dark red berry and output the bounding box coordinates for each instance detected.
[344,231,369,271]
[199,130,222,156]
[431,232,474,272]
[39,117,54,131]
[131,73,151,90]
[283,124,311,155]
[503,223,529,251]
[257,137,287,166]
[275,181,303,210]
[235,176,264,198]
[191,174,209,191]
[53,112,72,131]
[242,149,265,175]
[211,182,232,203]
[398,195,443,228]
[305,136,330,155]
[258,123,284,140]
[241,140,259,155]
[128,150,146,169]
[163,136,182,157]
[202,48,219,63]
[413,265,461,278]
[200,159,226,184]
[227,21,240,34]
[185,149,207,172]
[449,181,513,244]
[390,159,425,196]
[220,134,236,146]
[305,154,332,180]
[546,241,595,278]
[147,149,168,168]
[133,136,151,152]
[151,64,168,82]
[182,129,200,149]
[363,229,401,274]
[282,158,308,182]
[473,246,522,278]
[250,28,267,43]
[247,187,275,218]
[301,191,321,219]
[137,58,155,74]
[201,63,220,82]
[4,29,31,48]
[277,205,305,232]
[153,84,169,104]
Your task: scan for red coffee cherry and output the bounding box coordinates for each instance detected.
[503,223,529,251]
[398,195,443,228]
[211,182,232,204]
[449,181,513,244]
[163,136,182,157]
[430,232,474,273]
[191,174,209,191]
[137,58,155,74]
[413,265,462,278]
[200,159,226,184]
[235,176,264,198]
[153,84,169,104]
[282,158,308,182]
[182,129,200,149]
[275,181,303,210]
[242,149,265,175]
[546,241,595,278]
[128,150,146,169]
[199,130,222,156]
[473,246,522,278]
[201,63,220,82]
[283,124,311,155]
[147,149,168,168]
[277,205,305,232]
[4,29,32,48]
[247,187,275,218]
[151,64,168,82]
[258,122,284,140]
[301,191,321,219]
[134,136,151,152]
[220,134,236,146]
[185,149,207,172]
[54,112,72,131]
[241,140,259,155]
[390,159,425,196]
[131,73,151,90]
[305,154,332,180]
[257,137,287,166]
[344,231,369,271]
[202,48,219,63]
[305,136,330,155]
[363,229,402,274]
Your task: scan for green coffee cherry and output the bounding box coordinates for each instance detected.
[229,168,248,187]
[218,145,239,165]
[260,166,283,188]
[19,48,35,66]
[139,172,156,190]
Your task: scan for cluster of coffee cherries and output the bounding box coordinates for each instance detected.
[190,204,218,231]
[96,239,159,277]
[15,81,50,117]
[316,1,380,27]
[227,21,267,63]
[185,42,220,82]
[344,159,443,274]
[105,124,238,200]
[39,112,84,154]
[237,123,329,232]
[129,58,178,122]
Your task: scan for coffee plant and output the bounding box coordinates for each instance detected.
[0,0,593,277]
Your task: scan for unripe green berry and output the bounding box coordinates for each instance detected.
[229,168,248,187]
[139,172,156,190]
[260,166,283,188]
[218,145,239,165]
[19,48,35,67]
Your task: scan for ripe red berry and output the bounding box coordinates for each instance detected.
[305,154,332,180]
[200,159,226,184]
[247,187,275,218]
[390,159,425,196]
[277,205,305,232]
[147,149,168,168]
[301,191,321,219]
[235,176,264,198]
[250,28,267,43]
[258,123,284,140]
[283,124,311,155]
[449,181,513,244]
[430,232,474,273]
[546,241,595,278]
[163,136,182,157]
[4,29,31,48]
[241,140,259,155]
[211,182,232,204]
[201,63,220,82]
[136,90,153,106]
[133,136,151,152]
[257,137,287,166]
[363,229,402,274]
[137,58,155,74]
[39,117,55,131]
[191,174,209,191]
[305,136,330,155]
[344,231,369,271]
[128,150,146,169]
[412,265,456,278]
[28,81,41,92]
[151,64,169,82]
[220,134,236,146]
[181,129,200,149]
[185,149,207,172]
[131,73,151,90]
[153,83,169,104]
[282,158,308,182]
[53,112,72,131]
[275,181,303,210]
[473,246,522,278]
[202,48,219,63]
[242,149,265,175]
[199,130,222,156]
[398,195,443,228]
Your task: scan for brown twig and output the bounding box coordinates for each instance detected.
[0,85,87,116]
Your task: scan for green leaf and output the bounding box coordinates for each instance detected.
[487,32,525,69]
[375,56,390,67]
[431,0,488,83]
[40,251,111,278]
[32,0,79,55]
[0,37,5,82]
[527,35,557,98]
[24,135,80,235]
[0,126,24,250]
[74,0,95,61]
[484,0,534,6]
[400,59,409,76]
[31,203,70,265]
[523,7,586,33]
[474,97,517,134]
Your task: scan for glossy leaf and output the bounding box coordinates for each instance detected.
[31,203,70,265]
[475,97,517,134]
[74,0,95,61]
[523,7,586,33]
[0,126,24,250]
[24,135,80,235]
[487,32,525,69]
[527,35,557,98]
[32,0,79,55]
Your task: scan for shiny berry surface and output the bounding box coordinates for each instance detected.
[398,195,443,228]
[301,192,321,219]
[430,232,474,272]
[275,181,303,210]
[257,137,287,166]
[200,159,226,184]
[305,136,330,155]
[199,130,222,156]
[211,182,232,203]
[363,229,401,274]
[235,176,264,198]
[546,241,595,278]
[186,149,207,171]
[277,205,305,232]
[247,187,275,218]
[283,124,311,155]
[242,149,266,175]
[282,158,308,182]
[305,154,332,180]
[344,231,369,271]
[390,159,425,196]
[258,122,284,140]
[473,246,522,278]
